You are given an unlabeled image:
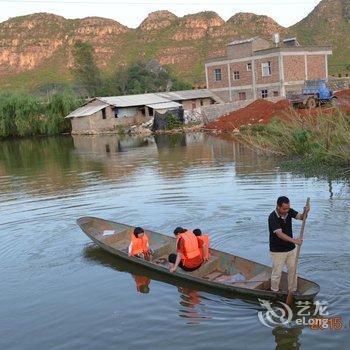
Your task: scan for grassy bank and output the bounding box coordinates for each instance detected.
[240,109,350,176]
[0,91,82,138]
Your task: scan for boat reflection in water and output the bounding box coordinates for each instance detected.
[83,244,307,338]
[83,244,215,324]
[272,325,302,350]
[177,287,212,324]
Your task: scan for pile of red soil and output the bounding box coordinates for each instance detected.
[334,89,350,99]
[206,88,350,132]
[205,99,291,132]
[334,89,350,114]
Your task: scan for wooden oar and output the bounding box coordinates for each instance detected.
[286,197,310,306]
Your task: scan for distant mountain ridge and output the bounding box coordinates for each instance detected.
[0,0,349,91]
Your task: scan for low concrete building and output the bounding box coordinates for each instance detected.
[205,36,332,102]
[66,89,217,134]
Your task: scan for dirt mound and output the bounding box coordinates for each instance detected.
[335,89,350,114]
[206,88,350,132]
[205,99,290,132]
[334,89,350,98]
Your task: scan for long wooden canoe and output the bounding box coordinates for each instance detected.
[77,217,320,301]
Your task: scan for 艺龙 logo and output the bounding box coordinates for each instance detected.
[258,299,293,328]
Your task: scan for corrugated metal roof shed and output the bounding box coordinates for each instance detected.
[97,90,214,107]
[146,101,181,110]
[65,102,109,118]
[98,93,170,107]
[66,89,218,119]
[156,89,214,101]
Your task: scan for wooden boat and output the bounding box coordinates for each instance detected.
[77,217,320,301]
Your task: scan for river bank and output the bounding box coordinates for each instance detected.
[202,90,350,175]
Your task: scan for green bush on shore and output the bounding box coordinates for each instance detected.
[0,91,83,138]
[240,110,350,169]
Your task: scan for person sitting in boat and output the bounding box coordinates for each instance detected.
[168,227,203,272]
[128,227,152,260]
[193,228,210,262]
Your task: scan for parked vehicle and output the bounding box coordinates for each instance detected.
[288,79,337,109]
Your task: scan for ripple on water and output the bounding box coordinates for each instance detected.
[0,134,349,350]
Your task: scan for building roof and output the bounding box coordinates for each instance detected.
[97,89,214,107]
[65,102,109,118]
[97,93,170,108]
[253,45,332,56]
[205,45,332,65]
[283,37,300,46]
[146,101,181,110]
[157,89,214,101]
[226,37,258,46]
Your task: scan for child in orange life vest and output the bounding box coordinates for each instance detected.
[193,228,210,262]
[168,227,203,272]
[128,227,152,260]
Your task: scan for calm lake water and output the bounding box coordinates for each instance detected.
[0,133,349,350]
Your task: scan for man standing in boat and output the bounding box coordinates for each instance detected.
[268,196,310,293]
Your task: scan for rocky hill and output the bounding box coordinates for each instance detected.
[0,0,348,91]
[290,0,350,72]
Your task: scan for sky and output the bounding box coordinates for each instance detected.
[0,0,321,28]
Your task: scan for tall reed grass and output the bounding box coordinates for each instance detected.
[241,109,350,168]
[0,91,82,138]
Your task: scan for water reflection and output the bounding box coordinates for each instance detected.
[272,325,302,350]
[83,245,237,324]
[72,134,152,154]
[0,133,280,197]
[178,287,212,324]
[132,274,151,294]
[1,134,348,200]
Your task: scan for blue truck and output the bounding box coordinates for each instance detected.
[288,79,337,109]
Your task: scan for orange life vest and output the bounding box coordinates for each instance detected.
[177,230,201,264]
[197,234,210,260]
[131,233,149,256]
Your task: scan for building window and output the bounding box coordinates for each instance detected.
[261,89,268,98]
[233,71,240,80]
[273,91,279,97]
[114,108,118,118]
[214,68,222,81]
[200,100,204,106]
[102,108,107,119]
[238,92,246,101]
[246,63,252,71]
[261,62,271,76]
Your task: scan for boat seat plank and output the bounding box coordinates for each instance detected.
[188,255,219,277]
[232,270,271,289]
[153,255,170,268]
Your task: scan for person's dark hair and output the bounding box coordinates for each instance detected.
[173,227,186,235]
[277,196,290,207]
[134,227,144,237]
[193,228,202,236]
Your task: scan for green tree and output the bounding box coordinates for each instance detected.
[102,61,192,96]
[72,41,101,97]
